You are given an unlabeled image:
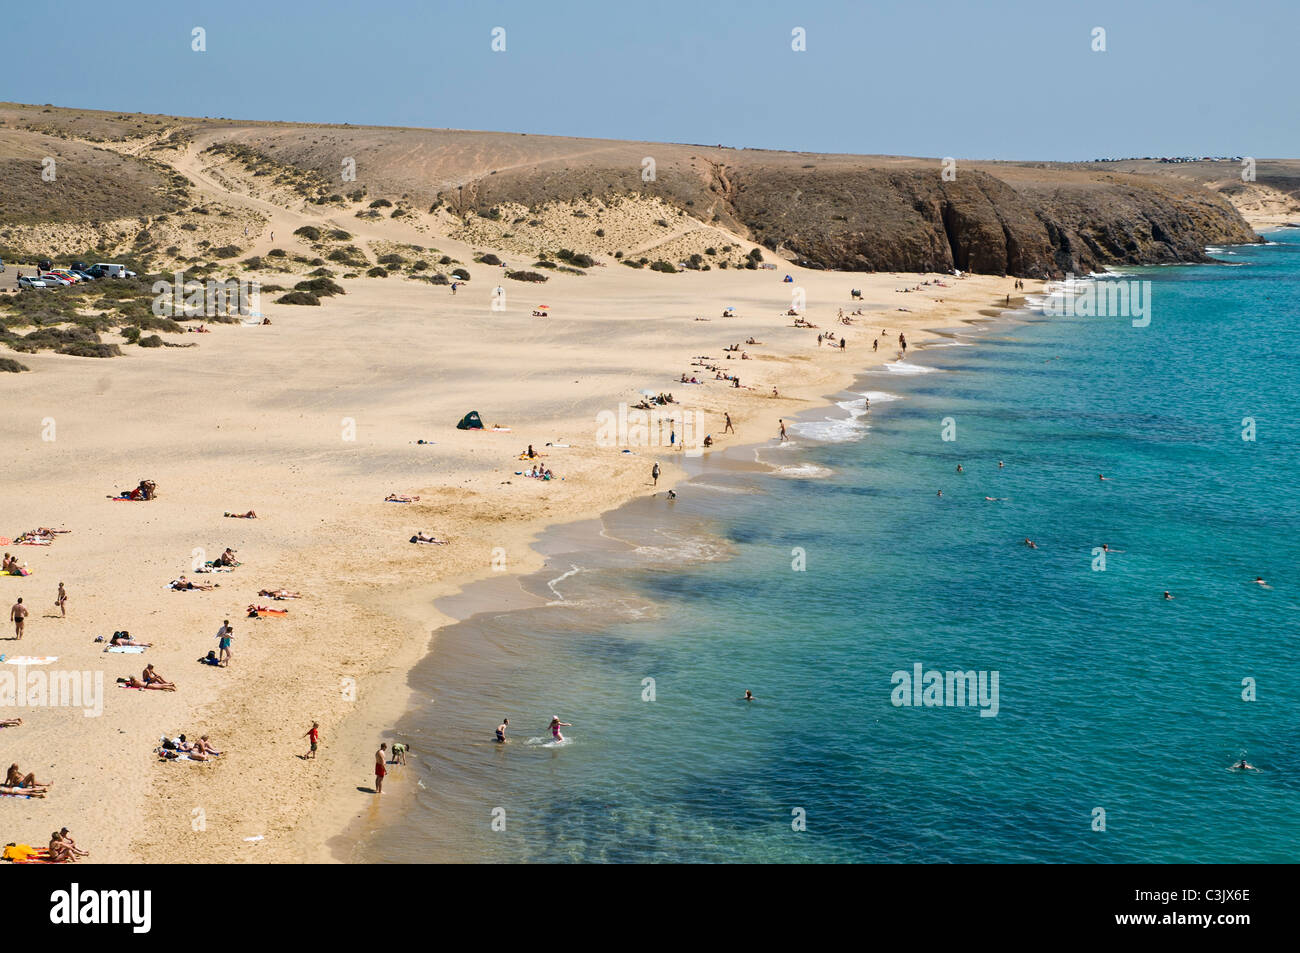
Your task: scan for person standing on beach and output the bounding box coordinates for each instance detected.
[216,619,234,667]
[9,598,27,640]
[724,412,734,434]
[55,582,67,618]
[496,718,509,743]
[873,339,878,352]
[651,462,660,487]
[303,722,319,760]
[778,419,788,443]
[374,743,388,793]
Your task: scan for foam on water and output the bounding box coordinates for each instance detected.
[883,361,939,374]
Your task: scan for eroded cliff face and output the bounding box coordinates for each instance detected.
[726,168,1260,277]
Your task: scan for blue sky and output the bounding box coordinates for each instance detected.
[3,0,1295,160]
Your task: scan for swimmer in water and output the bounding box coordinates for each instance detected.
[1101,544,1125,554]
[743,690,754,701]
[984,497,1008,502]
[1098,473,1109,481]
[998,460,1005,469]
[1163,591,1174,600]
[1233,758,1257,771]
[495,718,508,743]
[937,490,942,497]
[548,716,572,743]
[1023,538,1037,549]
[956,464,964,473]
[1253,576,1272,589]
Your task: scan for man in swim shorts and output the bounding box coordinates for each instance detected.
[374,743,387,793]
[496,718,508,743]
[10,598,27,640]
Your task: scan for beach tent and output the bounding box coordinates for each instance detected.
[456,411,485,431]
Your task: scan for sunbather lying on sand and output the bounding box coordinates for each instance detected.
[119,676,174,691]
[224,511,257,519]
[0,785,45,798]
[169,576,216,591]
[0,718,22,728]
[6,764,52,791]
[385,494,419,503]
[257,588,301,600]
[110,631,152,647]
[410,532,447,545]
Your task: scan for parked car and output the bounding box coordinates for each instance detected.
[47,270,83,283]
[88,263,136,278]
[65,269,96,281]
[37,259,53,272]
[38,273,73,286]
[17,275,48,289]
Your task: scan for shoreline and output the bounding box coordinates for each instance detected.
[304,292,1039,863]
[0,262,1036,864]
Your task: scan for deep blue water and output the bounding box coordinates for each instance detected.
[361,231,1300,863]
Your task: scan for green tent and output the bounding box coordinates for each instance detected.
[456,411,485,430]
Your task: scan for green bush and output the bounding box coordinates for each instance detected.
[138,334,164,347]
[366,267,389,278]
[368,199,393,208]
[477,253,502,266]
[294,277,345,296]
[328,230,352,241]
[451,267,470,280]
[378,253,405,266]
[556,249,594,268]
[506,270,548,283]
[650,260,677,273]
[0,357,29,372]
[293,226,322,241]
[277,291,320,305]
[213,245,241,258]
[430,273,449,285]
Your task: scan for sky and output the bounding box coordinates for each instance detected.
[2,0,1296,161]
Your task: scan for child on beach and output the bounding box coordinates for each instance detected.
[303,722,319,759]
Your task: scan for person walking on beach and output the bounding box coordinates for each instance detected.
[651,462,660,487]
[216,619,233,667]
[303,722,320,760]
[873,338,878,352]
[374,743,388,793]
[9,598,27,640]
[724,412,734,434]
[778,419,788,443]
[496,718,509,743]
[55,582,67,618]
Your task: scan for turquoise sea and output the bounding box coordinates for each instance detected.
[357,231,1300,863]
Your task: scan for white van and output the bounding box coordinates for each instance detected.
[91,263,137,278]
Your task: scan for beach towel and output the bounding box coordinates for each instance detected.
[0,569,31,577]
[105,645,147,654]
[251,609,288,618]
[3,656,57,665]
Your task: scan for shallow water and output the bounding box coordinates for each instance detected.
[357,231,1300,863]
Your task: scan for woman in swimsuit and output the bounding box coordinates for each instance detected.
[548,716,572,743]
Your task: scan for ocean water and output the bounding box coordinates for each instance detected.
[357,231,1300,863]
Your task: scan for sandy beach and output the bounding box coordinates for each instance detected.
[0,225,1029,860]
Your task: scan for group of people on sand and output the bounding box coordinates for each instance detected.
[119,664,177,691]
[157,734,221,761]
[1,553,30,576]
[111,480,157,501]
[13,527,68,545]
[523,465,555,480]
[5,763,52,795]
